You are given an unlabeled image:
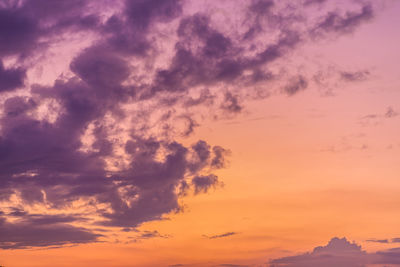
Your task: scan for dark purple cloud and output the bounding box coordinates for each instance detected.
[192,175,220,195]
[0,0,99,58]
[0,0,380,250]
[125,0,182,31]
[312,4,374,36]
[0,214,100,249]
[221,92,243,113]
[0,61,25,92]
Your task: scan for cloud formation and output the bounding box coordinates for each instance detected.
[0,0,380,249]
[204,232,238,239]
[270,237,400,267]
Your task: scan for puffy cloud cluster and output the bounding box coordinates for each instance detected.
[0,0,378,249]
[270,237,400,267]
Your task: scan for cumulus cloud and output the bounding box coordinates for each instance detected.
[0,0,380,249]
[270,237,400,267]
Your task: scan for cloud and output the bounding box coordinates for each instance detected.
[0,61,26,92]
[192,175,221,195]
[137,230,169,239]
[283,76,308,96]
[0,0,99,58]
[366,237,400,244]
[204,232,238,239]
[0,0,381,249]
[127,230,170,243]
[359,106,399,126]
[340,70,370,82]
[385,107,399,118]
[221,92,243,114]
[0,215,100,249]
[304,0,327,6]
[270,237,400,267]
[366,239,389,244]
[312,4,374,36]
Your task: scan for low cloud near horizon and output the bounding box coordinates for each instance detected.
[270,237,400,267]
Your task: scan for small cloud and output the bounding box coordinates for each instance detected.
[385,107,398,118]
[192,174,221,195]
[359,106,399,126]
[304,0,327,6]
[217,264,250,267]
[138,230,170,240]
[366,239,389,244]
[221,92,242,114]
[340,70,370,82]
[204,232,238,239]
[284,75,308,96]
[367,237,400,244]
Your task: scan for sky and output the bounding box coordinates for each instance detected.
[0,0,400,266]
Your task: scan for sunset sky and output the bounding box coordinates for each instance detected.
[1,0,400,266]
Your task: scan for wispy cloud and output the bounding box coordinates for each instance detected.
[204,232,238,239]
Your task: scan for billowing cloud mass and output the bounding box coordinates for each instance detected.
[0,0,379,249]
[270,237,400,267]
